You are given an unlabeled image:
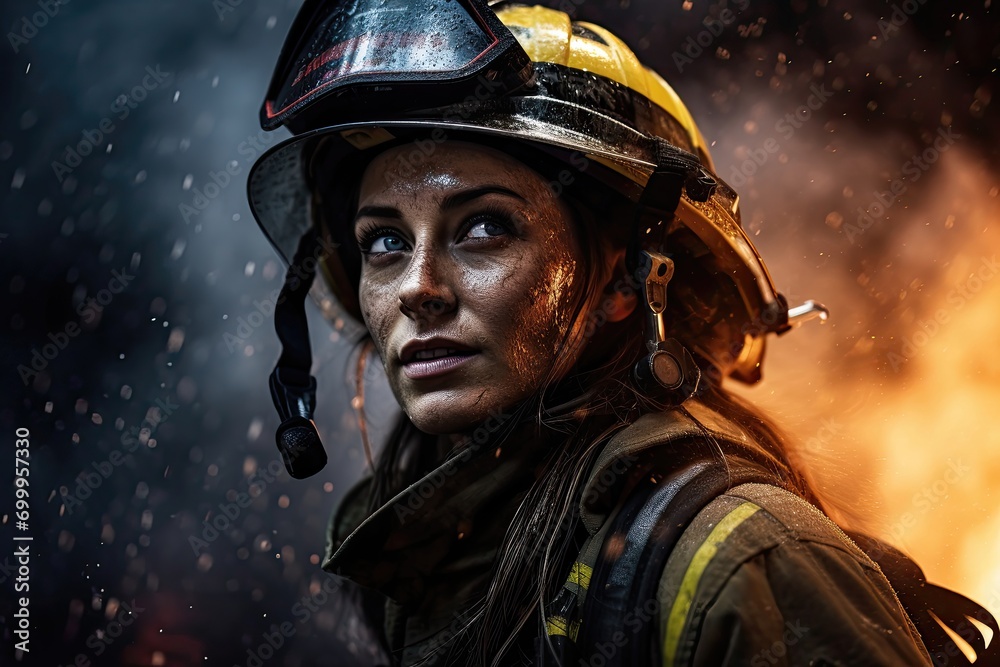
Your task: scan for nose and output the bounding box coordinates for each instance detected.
[397,246,456,320]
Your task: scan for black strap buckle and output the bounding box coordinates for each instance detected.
[268,228,328,479]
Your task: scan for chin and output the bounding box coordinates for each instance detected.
[402,387,518,438]
[404,393,487,435]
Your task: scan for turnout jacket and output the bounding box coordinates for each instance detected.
[322,397,933,666]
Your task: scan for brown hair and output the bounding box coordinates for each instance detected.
[317,136,825,666]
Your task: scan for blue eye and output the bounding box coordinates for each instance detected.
[356,225,407,255]
[369,234,406,253]
[462,206,515,241]
[355,207,515,257]
[465,219,508,239]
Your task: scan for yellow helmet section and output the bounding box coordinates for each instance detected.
[494,4,573,64]
[571,21,649,95]
[643,66,716,173]
[494,3,713,169]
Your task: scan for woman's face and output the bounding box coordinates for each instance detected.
[352,140,591,435]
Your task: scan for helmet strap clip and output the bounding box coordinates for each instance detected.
[630,249,701,407]
[625,137,712,407]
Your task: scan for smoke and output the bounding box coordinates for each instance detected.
[1,0,997,662]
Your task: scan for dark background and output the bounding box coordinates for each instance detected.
[1,0,998,665]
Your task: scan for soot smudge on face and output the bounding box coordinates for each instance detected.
[352,140,590,436]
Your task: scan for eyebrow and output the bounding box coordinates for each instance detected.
[353,185,527,226]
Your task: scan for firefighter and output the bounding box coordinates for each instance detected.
[246,2,989,665]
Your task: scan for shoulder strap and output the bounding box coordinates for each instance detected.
[542,452,779,667]
[847,532,1000,666]
[555,458,1000,667]
[583,456,783,665]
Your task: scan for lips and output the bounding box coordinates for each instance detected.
[411,347,472,361]
[399,337,478,365]
[399,337,479,380]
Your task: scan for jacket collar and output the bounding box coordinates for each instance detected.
[321,394,752,603]
[577,397,754,534]
[322,416,551,605]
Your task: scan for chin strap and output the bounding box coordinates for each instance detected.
[269,227,328,479]
[627,138,716,407]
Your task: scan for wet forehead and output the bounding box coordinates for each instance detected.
[358,140,552,206]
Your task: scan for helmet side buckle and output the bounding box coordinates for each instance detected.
[631,249,701,406]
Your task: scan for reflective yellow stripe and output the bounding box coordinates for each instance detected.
[546,615,581,642]
[547,615,569,637]
[569,561,592,589]
[662,501,761,666]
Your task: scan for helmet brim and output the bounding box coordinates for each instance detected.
[247,108,783,383]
